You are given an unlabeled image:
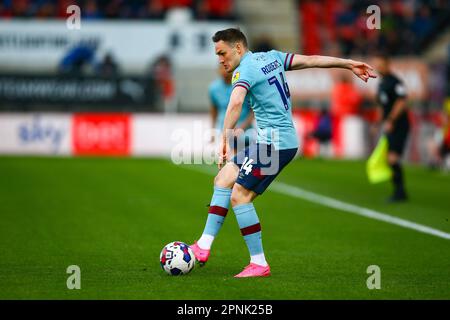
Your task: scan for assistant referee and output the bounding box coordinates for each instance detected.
[373,53,410,202]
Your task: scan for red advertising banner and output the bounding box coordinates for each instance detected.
[72,113,131,156]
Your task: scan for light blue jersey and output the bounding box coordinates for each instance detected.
[209,78,252,131]
[231,50,299,150]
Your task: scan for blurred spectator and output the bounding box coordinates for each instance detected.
[59,41,98,75]
[411,5,434,43]
[0,1,12,18]
[329,72,363,157]
[138,0,165,19]
[96,52,120,77]
[102,0,122,19]
[330,73,362,118]
[427,98,450,171]
[299,0,322,55]
[150,55,176,112]
[10,0,31,18]
[335,0,358,56]
[196,0,235,20]
[33,1,56,19]
[308,108,333,157]
[82,0,102,20]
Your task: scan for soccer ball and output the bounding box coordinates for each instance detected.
[160,241,195,275]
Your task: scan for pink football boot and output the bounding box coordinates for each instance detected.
[189,242,210,266]
[234,263,271,278]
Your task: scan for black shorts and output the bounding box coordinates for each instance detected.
[387,126,410,155]
[232,143,298,195]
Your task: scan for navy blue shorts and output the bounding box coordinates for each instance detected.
[232,143,298,195]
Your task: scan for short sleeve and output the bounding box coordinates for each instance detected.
[231,65,254,92]
[271,50,295,71]
[394,80,407,98]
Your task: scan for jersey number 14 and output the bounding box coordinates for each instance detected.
[268,72,290,111]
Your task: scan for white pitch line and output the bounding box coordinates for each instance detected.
[183,164,450,241]
[270,182,450,241]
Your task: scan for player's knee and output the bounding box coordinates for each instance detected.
[214,172,233,188]
[214,174,224,187]
[214,164,238,188]
[230,190,242,207]
[230,185,252,207]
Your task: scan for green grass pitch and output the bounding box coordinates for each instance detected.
[0,156,449,299]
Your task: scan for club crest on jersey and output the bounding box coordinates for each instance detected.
[232,72,240,84]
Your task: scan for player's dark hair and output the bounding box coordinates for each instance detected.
[212,28,248,48]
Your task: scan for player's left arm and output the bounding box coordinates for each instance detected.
[218,86,247,168]
[223,86,247,133]
[289,54,377,82]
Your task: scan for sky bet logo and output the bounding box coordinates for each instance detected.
[18,115,65,153]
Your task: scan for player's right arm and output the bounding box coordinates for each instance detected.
[236,108,254,133]
[289,54,377,82]
[218,86,247,169]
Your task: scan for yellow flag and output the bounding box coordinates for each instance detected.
[367,136,392,184]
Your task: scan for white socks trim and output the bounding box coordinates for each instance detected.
[197,234,215,250]
[250,253,268,267]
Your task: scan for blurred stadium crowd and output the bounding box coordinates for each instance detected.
[1,0,448,56]
[0,0,236,20]
[0,0,449,167]
[300,0,449,56]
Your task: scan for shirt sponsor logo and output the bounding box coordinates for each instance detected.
[232,72,240,84]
